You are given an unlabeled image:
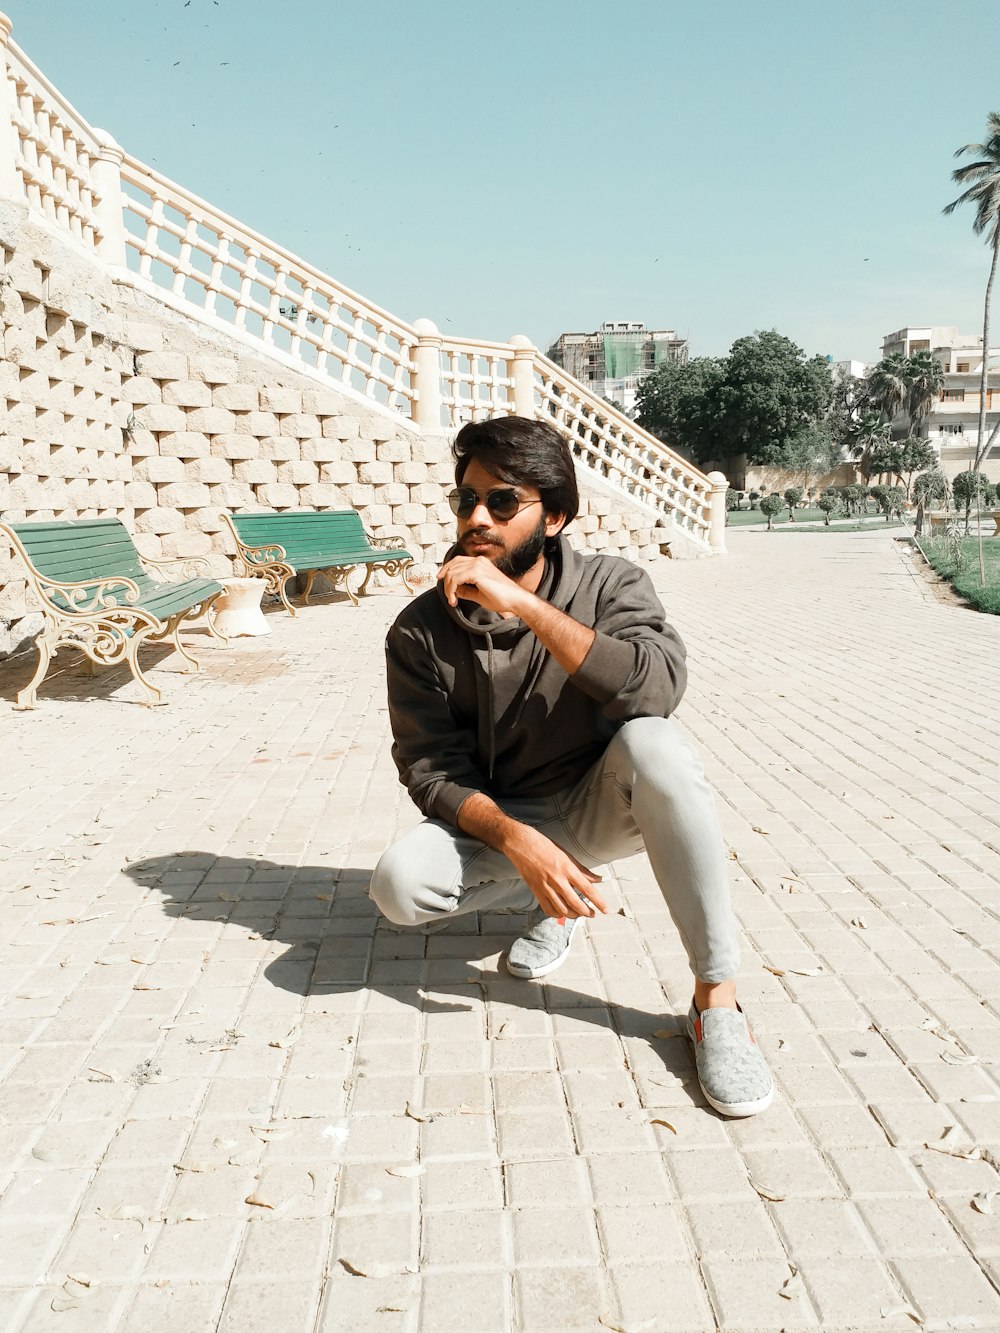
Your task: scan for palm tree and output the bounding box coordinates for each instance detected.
[905,350,945,431]
[866,353,910,428]
[943,111,1000,583]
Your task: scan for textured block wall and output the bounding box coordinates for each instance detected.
[0,203,669,658]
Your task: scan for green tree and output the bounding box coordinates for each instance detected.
[953,469,992,533]
[913,468,949,535]
[782,485,804,521]
[897,437,938,498]
[773,419,841,492]
[713,331,833,464]
[905,351,945,431]
[842,482,869,517]
[867,440,904,484]
[634,355,725,462]
[759,494,784,530]
[866,353,910,427]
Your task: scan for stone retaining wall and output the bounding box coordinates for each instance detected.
[0,203,671,657]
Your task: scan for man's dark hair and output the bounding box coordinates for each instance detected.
[452,416,579,534]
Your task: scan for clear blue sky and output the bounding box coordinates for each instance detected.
[8,0,1000,363]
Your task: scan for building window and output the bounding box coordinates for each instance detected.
[941,389,966,401]
[957,362,971,372]
[940,424,964,434]
[910,340,930,352]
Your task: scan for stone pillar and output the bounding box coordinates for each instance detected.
[411,317,443,431]
[707,470,728,554]
[92,129,128,268]
[509,334,536,418]
[0,13,21,200]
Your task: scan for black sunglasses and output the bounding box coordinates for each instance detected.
[447,487,542,521]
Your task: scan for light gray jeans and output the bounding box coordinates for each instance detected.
[370,716,740,982]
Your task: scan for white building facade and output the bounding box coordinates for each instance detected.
[881,326,1000,476]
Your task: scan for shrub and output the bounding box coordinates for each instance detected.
[748,490,761,510]
[782,486,804,521]
[842,483,868,517]
[759,494,784,530]
[816,494,840,525]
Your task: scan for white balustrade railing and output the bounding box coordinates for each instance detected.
[119,158,419,417]
[533,354,714,543]
[0,12,723,550]
[439,336,516,424]
[0,18,105,251]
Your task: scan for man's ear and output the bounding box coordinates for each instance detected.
[544,512,567,538]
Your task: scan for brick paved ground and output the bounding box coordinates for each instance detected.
[1,527,999,1333]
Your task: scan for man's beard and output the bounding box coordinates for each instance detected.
[463,514,547,579]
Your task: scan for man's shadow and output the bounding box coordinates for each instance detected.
[123,850,697,1073]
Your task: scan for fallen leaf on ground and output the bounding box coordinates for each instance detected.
[385,1164,424,1178]
[32,1147,59,1162]
[748,1175,786,1201]
[132,984,160,992]
[245,1192,275,1209]
[599,1316,656,1332]
[778,1266,803,1300]
[940,1050,983,1066]
[173,1160,218,1174]
[850,917,867,928]
[339,1257,404,1279]
[251,1124,292,1141]
[268,1025,302,1050]
[404,1102,433,1123]
[923,1126,981,1160]
[751,826,770,835]
[972,1190,999,1215]
[763,965,786,977]
[880,1306,923,1324]
[789,967,824,977]
[50,1296,79,1313]
[86,1067,118,1082]
[158,1209,209,1224]
[650,1119,677,1134]
[64,1274,91,1289]
[651,1027,682,1040]
[493,1021,512,1039]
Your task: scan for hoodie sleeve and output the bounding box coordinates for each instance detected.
[385,619,484,825]
[570,562,687,719]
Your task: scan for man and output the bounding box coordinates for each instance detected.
[370,416,772,1118]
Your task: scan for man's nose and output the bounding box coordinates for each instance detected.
[468,498,494,525]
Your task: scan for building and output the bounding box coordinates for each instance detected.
[547,322,689,417]
[880,326,1000,476]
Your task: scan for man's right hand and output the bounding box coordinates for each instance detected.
[504,824,607,919]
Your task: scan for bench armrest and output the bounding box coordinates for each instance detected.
[239,542,289,566]
[139,553,215,581]
[35,574,142,614]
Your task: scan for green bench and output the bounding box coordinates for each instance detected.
[0,517,224,709]
[220,509,415,616]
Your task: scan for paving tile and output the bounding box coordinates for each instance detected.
[420,1270,511,1333]
[702,1256,820,1327]
[892,1254,1000,1325]
[514,1265,612,1332]
[607,1262,715,1331]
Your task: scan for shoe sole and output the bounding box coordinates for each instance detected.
[504,919,580,979]
[700,1083,775,1118]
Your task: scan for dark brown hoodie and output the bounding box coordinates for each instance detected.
[385,536,687,825]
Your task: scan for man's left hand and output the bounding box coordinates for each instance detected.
[438,555,531,618]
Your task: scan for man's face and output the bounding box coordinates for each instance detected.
[456,459,564,579]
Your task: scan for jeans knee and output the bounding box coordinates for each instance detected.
[369,844,420,926]
[611,717,692,775]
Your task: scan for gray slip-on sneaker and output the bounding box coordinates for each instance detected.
[686,1002,774,1117]
[505,912,581,979]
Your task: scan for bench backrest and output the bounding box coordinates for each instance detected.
[229,510,372,562]
[3,518,146,583]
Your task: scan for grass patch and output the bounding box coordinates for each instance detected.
[919,535,1000,614]
[727,506,883,528]
[766,520,907,533]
